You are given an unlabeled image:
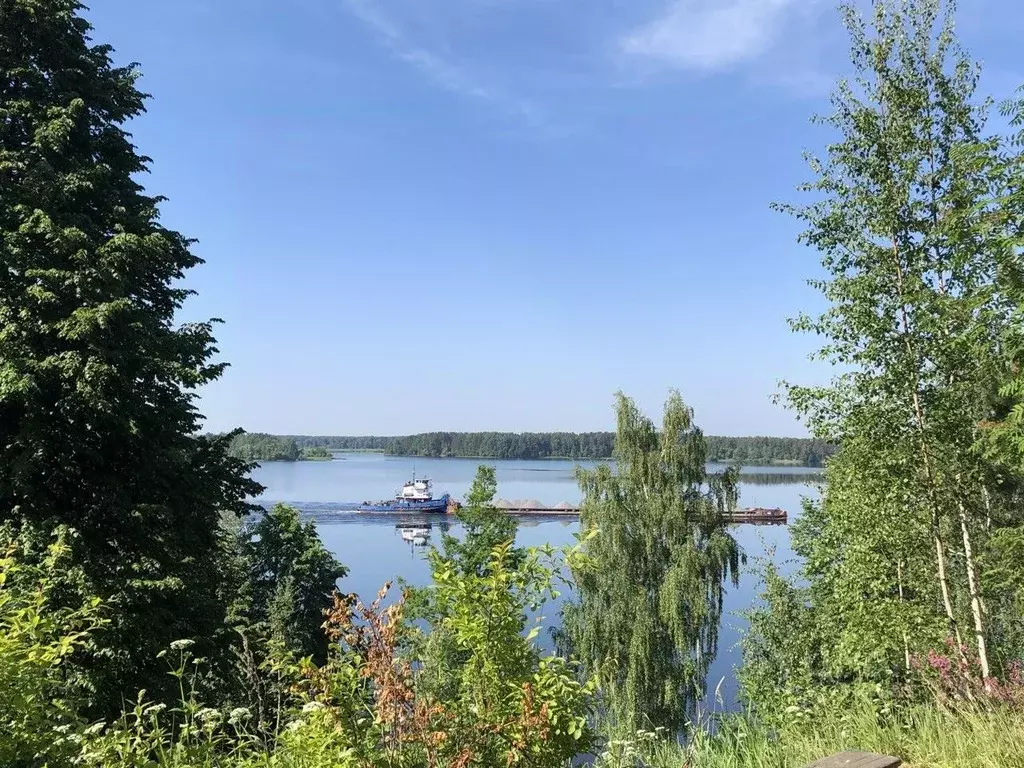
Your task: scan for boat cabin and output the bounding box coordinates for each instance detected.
[398,478,433,501]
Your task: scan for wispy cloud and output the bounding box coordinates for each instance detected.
[621,0,806,72]
[340,0,828,130]
[342,0,545,126]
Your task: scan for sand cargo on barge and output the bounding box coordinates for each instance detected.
[477,499,787,524]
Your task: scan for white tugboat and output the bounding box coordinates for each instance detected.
[356,474,451,513]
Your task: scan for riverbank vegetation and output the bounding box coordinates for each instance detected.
[3,0,1024,766]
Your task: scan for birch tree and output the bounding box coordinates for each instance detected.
[781,0,1024,680]
[565,391,741,733]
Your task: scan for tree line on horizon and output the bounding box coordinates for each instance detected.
[285,432,835,466]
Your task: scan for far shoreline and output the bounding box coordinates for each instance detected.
[324,452,827,470]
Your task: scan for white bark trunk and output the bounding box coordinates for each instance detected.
[956,490,990,680]
[897,559,911,670]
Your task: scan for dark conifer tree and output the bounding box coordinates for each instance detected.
[0,0,259,711]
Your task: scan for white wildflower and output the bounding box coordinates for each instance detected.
[286,719,306,731]
[169,639,195,651]
[228,707,251,725]
[144,703,167,716]
[301,701,326,713]
[196,708,222,724]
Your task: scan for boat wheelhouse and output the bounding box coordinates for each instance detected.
[399,477,433,501]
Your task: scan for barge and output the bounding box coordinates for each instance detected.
[475,499,787,524]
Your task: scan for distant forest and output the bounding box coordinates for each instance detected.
[285,433,835,467]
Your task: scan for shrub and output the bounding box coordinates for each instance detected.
[73,542,594,768]
[0,526,103,767]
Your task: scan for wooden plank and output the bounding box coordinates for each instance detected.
[804,752,901,768]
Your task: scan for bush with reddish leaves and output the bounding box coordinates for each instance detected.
[300,543,595,767]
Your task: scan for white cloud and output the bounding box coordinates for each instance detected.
[621,0,804,72]
[342,0,543,125]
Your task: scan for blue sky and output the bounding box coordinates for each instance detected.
[87,0,1023,436]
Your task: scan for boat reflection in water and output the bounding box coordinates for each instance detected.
[396,524,432,548]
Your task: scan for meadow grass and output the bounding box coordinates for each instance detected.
[596,702,1024,768]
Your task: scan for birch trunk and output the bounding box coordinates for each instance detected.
[955,487,990,679]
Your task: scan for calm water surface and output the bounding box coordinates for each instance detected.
[250,453,822,712]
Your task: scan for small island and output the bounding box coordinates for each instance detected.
[223,433,334,462]
[300,446,333,461]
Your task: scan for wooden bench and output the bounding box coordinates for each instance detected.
[804,752,901,768]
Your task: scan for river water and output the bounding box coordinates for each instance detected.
[250,453,822,713]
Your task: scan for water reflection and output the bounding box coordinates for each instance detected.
[395,524,433,547]
[739,471,824,486]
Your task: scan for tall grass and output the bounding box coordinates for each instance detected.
[594,701,1024,768]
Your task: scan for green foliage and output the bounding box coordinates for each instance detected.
[0,526,103,767]
[736,557,826,727]
[979,524,1024,665]
[76,641,264,768]
[233,504,347,665]
[405,465,529,712]
[0,0,261,712]
[225,433,302,462]
[385,431,616,459]
[290,435,392,452]
[566,391,742,734]
[739,506,922,730]
[438,464,520,578]
[766,0,1024,705]
[299,446,332,461]
[412,543,595,766]
[742,438,950,721]
[703,436,835,466]
[976,91,1024,466]
[9,0,1024,766]
[74,543,594,768]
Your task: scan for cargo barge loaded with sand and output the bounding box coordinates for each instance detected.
[468,499,787,524]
